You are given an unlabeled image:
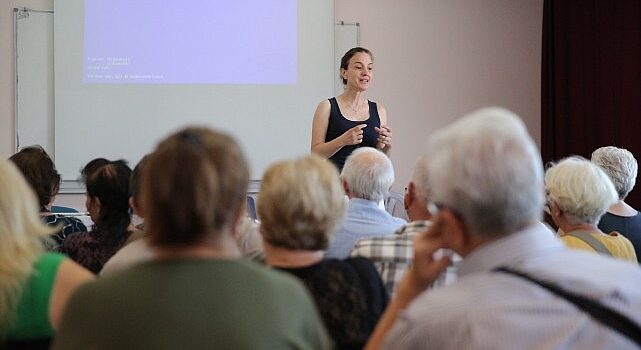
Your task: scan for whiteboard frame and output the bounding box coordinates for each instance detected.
[13,7,54,154]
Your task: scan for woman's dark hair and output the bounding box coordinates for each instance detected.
[80,158,110,184]
[86,160,132,244]
[339,47,373,85]
[8,146,61,211]
[143,127,249,247]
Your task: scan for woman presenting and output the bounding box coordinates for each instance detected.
[311,47,392,171]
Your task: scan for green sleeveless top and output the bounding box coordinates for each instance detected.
[7,253,65,340]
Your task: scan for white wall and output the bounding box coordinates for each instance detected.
[336,0,543,190]
[0,0,543,208]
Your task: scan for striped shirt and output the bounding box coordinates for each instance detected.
[382,223,641,349]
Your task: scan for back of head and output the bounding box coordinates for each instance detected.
[143,127,249,247]
[591,146,638,200]
[258,155,346,251]
[0,160,54,331]
[545,157,618,225]
[341,147,394,202]
[86,160,132,231]
[426,107,544,237]
[80,158,110,184]
[8,146,60,211]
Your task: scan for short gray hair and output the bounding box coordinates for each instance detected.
[591,146,638,199]
[426,107,544,237]
[341,147,394,202]
[546,156,618,225]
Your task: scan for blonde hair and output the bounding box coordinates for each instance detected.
[0,160,54,333]
[258,155,346,250]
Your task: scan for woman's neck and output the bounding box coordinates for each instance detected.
[154,235,241,260]
[263,242,324,268]
[340,89,365,104]
[558,222,602,236]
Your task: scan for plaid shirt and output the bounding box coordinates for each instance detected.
[350,220,460,295]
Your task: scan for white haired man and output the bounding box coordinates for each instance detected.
[325,147,406,259]
[592,146,641,262]
[365,108,641,349]
[350,156,460,295]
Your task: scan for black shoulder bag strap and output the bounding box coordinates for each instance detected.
[566,230,612,256]
[495,267,641,347]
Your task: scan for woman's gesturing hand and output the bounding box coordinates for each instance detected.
[341,124,367,146]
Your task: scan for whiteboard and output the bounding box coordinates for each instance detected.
[15,8,358,191]
[14,8,54,155]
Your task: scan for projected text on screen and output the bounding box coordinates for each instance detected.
[83,0,297,84]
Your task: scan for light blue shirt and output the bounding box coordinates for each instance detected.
[382,223,641,349]
[326,198,406,259]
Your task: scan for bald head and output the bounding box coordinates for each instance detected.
[341,147,394,202]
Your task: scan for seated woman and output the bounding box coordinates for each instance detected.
[0,160,93,349]
[259,154,389,350]
[52,127,330,349]
[62,160,132,273]
[546,157,637,262]
[9,146,86,251]
[592,146,641,262]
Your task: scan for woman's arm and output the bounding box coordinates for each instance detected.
[311,100,366,158]
[375,104,392,154]
[49,259,95,330]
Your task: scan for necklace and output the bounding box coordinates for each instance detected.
[342,97,364,114]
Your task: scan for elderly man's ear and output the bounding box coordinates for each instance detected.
[342,179,352,197]
[404,182,415,210]
[434,209,476,257]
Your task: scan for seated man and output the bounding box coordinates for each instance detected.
[325,147,406,259]
[366,107,641,350]
[350,156,459,295]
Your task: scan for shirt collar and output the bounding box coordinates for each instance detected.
[348,197,381,209]
[458,222,563,277]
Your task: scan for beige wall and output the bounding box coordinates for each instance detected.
[1,0,542,208]
[336,0,543,190]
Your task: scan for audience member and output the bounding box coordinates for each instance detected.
[79,157,109,184]
[365,107,641,349]
[62,160,133,273]
[546,157,637,262]
[351,156,460,295]
[0,160,93,349]
[124,155,148,244]
[592,146,641,261]
[326,147,406,258]
[53,127,330,349]
[101,215,263,275]
[9,146,86,250]
[260,154,388,350]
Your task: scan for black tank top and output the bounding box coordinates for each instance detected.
[325,97,381,171]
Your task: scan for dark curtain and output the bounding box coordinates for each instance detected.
[542,0,641,208]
